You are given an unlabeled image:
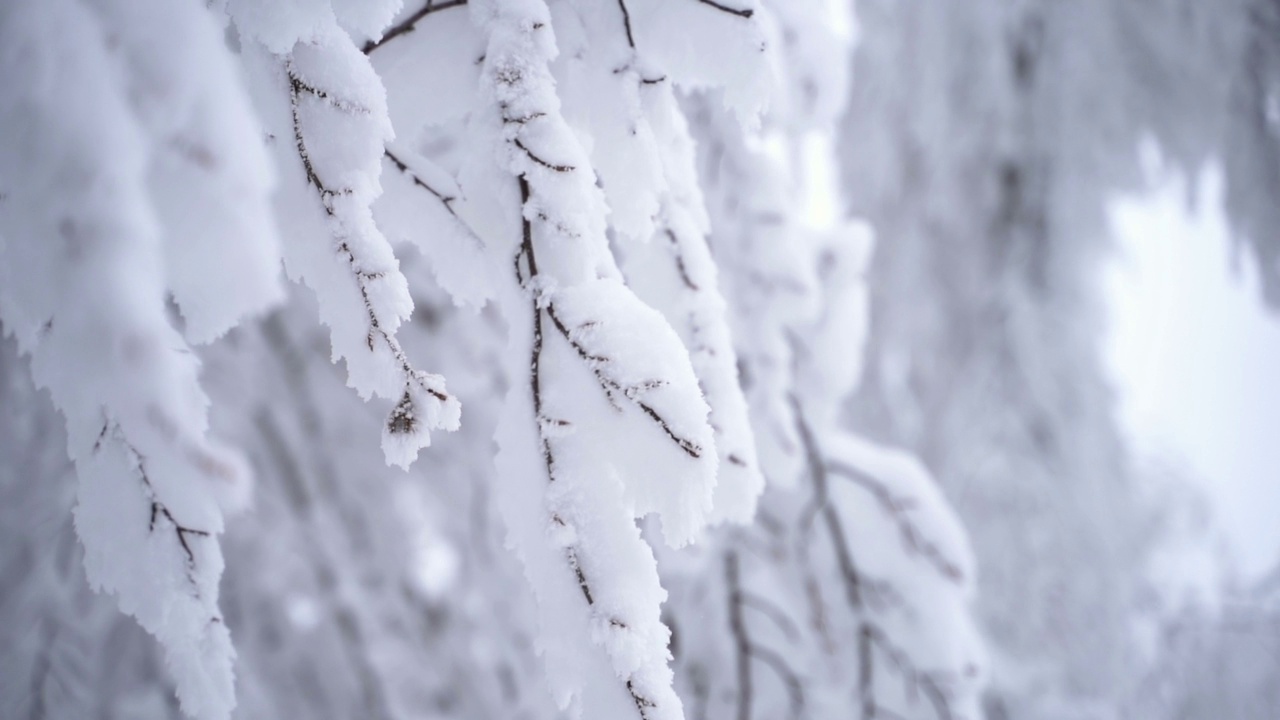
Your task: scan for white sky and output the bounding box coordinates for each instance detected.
[1104,146,1280,582]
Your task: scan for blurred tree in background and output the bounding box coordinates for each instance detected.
[842,0,1280,717]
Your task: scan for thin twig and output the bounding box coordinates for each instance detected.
[363,0,469,54]
[694,0,754,18]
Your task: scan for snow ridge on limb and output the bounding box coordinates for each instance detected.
[0,0,285,716]
[465,0,718,716]
[233,7,461,469]
[549,0,765,525]
[376,144,495,310]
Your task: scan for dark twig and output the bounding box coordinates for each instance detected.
[94,423,216,614]
[617,0,636,48]
[544,305,703,458]
[384,149,460,219]
[792,396,863,610]
[666,229,701,292]
[747,642,804,720]
[740,591,801,643]
[514,138,576,173]
[694,0,754,18]
[727,551,804,720]
[362,0,469,54]
[726,552,755,720]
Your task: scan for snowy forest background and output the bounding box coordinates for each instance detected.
[2,0,1278,719]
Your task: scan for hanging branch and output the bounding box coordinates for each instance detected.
[792,397,959,720]
[285,58,456,455]
[506,110,704,459]
[603,0,764,518]
[726,551,804,720]
[826,461,965,582]
[793,395,864,611]
[512,174,663,720]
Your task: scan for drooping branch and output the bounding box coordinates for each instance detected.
[793,395,864,611]
[506,116,703,460]
[362,0,470,55]
[826,461,966,582]
[543,305,703,458]
[726,551,803,720]
[592,0,762,518]
[514,174,662,720]
[792,397,962,720]
[739,591,800,643]
[745,642,804,720]
[286,61,453,422]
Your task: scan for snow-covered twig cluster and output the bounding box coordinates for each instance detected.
[0,1,983,719]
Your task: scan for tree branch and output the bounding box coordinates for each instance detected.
[725,551,755,720]
[826,460,965,582]
[746,642,804,720]
[792,395,863,611]
[362,0,470,55]
[95,423,216,607]
[515,174,662,720]
[617,0,636,48]
[739,590,801,643]
[384,149,460,220]
[862,622,956,720]
[544,304,703,458]
[694,0,754,19]
[286,62,452,418]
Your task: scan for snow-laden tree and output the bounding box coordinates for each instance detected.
[1,1,981,719]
